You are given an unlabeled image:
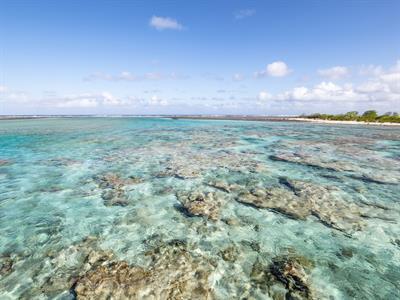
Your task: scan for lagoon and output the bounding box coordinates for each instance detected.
[0,117,399,299]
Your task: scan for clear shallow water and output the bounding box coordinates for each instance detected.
[0,117,399,299]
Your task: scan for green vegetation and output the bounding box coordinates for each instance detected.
[306,110,400,123]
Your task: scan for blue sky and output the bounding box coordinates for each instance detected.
[1,0,399,115]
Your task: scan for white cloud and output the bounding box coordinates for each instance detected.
[101,92,123,106]
[318,66,349,80]
[359,65,383,76]
[359,60,400,77]
[54,92,130,108]
[84,71,187,82]
[234,9,256,20]
[84,71,137,82]
[0,85,8,93]
[169,72,189,80]
[0,86,29,103]
[118,71,137,81]
[146,95,168,106]
[145,72,162,80]
[232,73,244,81]
[357,60,400,96]
[84,72,113,81]
[380,71,400,93]
[257,60,400,106]
[277,82,363,102]
[57,98,98,108]
[267,61,291,77]
[256,61,291,78]
[203,73,224,81]
[257,91,272,101]
[149,16,183,31]
[356,81,387,94]
[4,60,399,114]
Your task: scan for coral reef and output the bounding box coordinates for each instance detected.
[238,178,366,233]
[94,173,142,206]
[176,190,223,221]
[0,255,14,277]
[251,255,315,300]
[72,241,215,300]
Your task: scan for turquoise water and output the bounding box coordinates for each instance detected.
[0,117,399,299]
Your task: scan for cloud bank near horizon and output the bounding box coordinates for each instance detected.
[2,60,399,115]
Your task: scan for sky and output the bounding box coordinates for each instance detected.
[0,0,399,115]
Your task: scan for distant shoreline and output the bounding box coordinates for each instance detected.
[166,115,296,122]
[287,117,400,127]
[1,115,400,126]
[166,115,400,126]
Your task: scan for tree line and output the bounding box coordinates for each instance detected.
[306,111,400,123]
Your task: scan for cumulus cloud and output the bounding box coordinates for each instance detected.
[355,81,387,94]
[256,61,291,77]
[234,9,256,20]
[257,60,400,106]
[277,82,363,102]
[318,66,349,80]
[149,16,183,31]
[356,60,400,98]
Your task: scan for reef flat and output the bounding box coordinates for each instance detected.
[0,117,399,299]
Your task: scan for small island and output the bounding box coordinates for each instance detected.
[304,110,400,124]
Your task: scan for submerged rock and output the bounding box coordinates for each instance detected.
[238,187,309,220]
[154,146,266,180]
[391,239,400,249]
[0,159,11,166]
[348,173,400,185]
[207,180,241,193]
[177,190,223,221]
[94,173,141,207]
[237,178,366,234]
[270,153,358,172]
[240,240,261,252]
[38,237,114,296]
[0,255,14,276]
[95,173,141,189]
[72,241,215,299]
[72,261,149,299]
[269,256,313,299]
[101,189,128,206]
[282,179,363,233]
[175,167,203,179]
[271,151,400,185]
[219,246,240,262]
[250,255,314,300]
[38,157,80,167]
